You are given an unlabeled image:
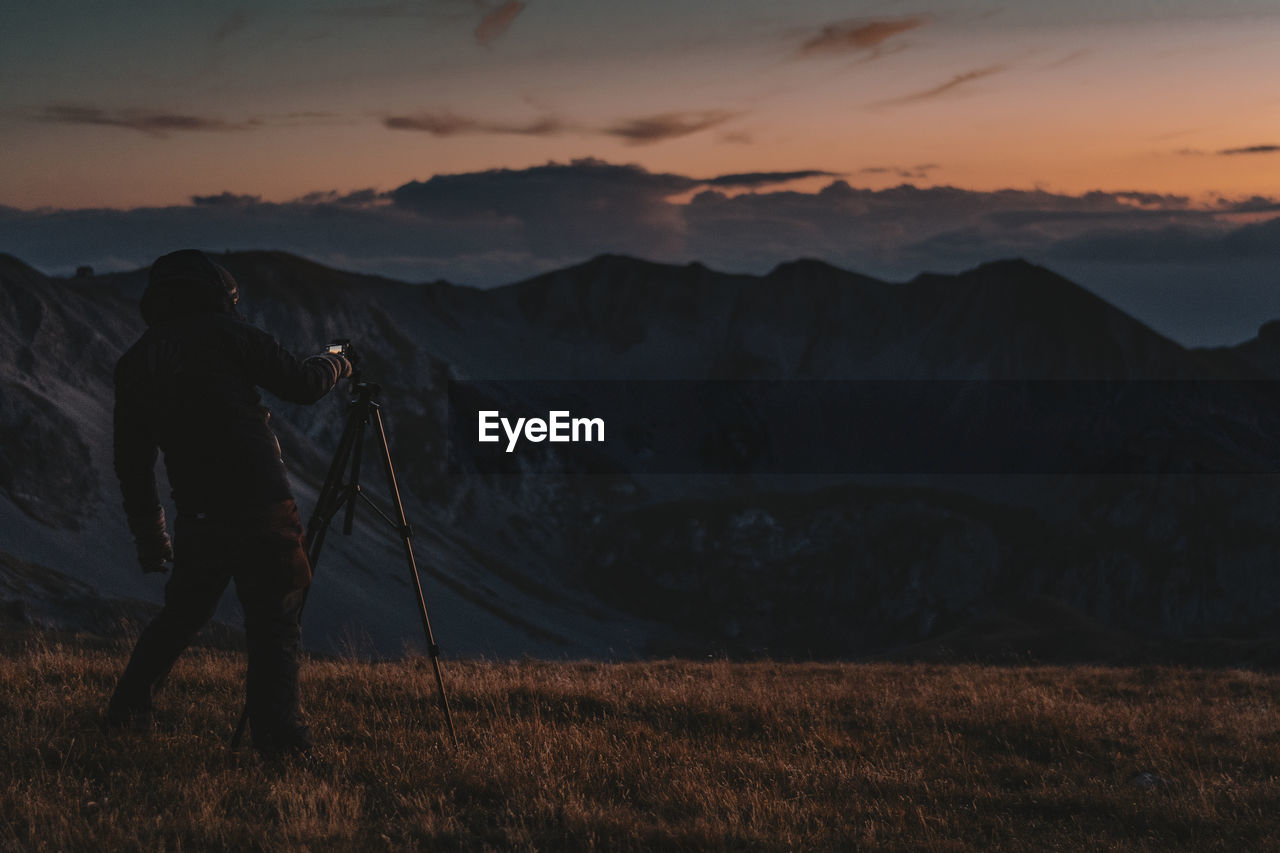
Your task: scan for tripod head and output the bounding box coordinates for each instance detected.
[347,370,381,401]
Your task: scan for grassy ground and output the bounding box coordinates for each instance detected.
[2,633,1279,851]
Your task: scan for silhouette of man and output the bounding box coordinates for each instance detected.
[107,249,353,758]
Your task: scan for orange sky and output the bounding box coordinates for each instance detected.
[2,2,1278,210]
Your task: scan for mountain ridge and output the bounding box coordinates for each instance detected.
[3,249,1280,659]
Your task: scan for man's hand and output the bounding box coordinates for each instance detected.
[305,350,354,382]
[128,509,173,575]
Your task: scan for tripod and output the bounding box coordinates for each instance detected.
[231,373,457,748]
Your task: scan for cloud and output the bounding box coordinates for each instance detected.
[335,188,384,206]
[1222,196,1280,214]
[386,158,699,259]
[796,17,927,58]
[1044,217,1280,265]
[33,105,257,137]
[325,1,472,20]
[278,111,344,124]
[324,0,525,46]
[682,181,1278,279]
[874,65,1006,107]
[383,110,569,136]
[1218,144,1280,156]
[604,110,739,145]
[388,158,699,209]
[1039,49,1090,70]
[9,162,1273,284]
[859,164,941,180]
[382,107,738,145]
[8,164,1273,284]
[1109,190,1190,208]
[213,9,253,42]
[474,0,525,45]
[192,192,263,206]
[325,1,414,19]
[5,159,1279,343]
[704,170,841,189]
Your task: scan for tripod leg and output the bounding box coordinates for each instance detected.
[343,416,368,536]
[307,405,366,554]
[369,403,458,745]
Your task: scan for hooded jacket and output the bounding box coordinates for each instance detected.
[114,250,343,519]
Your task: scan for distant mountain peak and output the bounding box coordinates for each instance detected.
[908,258,1059,287]
[768,258,845,276]
[582,253,655,269]
[766,258,884,287]
[522,254,723,288]
[967,257,1048,276]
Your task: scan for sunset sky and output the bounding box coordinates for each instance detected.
[1,1,1278,343]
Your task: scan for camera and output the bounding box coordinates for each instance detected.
[325,338,361,377]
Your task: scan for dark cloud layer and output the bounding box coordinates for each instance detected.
[34,105,256,137]
[678,180,1244,275]
[1224,196,1280,214]
[387,159,695,258]
[3,159,1278,344]
[192,192,263,206]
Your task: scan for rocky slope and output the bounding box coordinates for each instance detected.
[2,250,1278,660]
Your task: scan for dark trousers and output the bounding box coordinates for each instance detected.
[109,500,314,753]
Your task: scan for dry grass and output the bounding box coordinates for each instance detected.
[2,633,1280,851]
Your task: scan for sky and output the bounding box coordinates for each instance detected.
[1,0,1278,344]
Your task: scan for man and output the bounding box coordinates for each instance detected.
[107,249,353,758]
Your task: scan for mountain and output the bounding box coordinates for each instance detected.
[403,254,1201,380]
[2,250,1278,660]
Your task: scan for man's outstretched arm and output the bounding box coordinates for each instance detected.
[247,327,352,405]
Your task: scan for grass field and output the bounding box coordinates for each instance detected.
[2,632,1279,851]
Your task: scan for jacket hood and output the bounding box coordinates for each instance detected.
[140,249,240,326]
